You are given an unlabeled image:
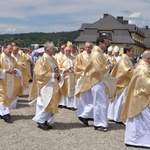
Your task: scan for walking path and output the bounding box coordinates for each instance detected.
[0,85,145,150]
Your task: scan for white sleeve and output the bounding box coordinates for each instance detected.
[48,73,55,83]
[0,69,6,79]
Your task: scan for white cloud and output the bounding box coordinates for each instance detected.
[0,0,149,33]
[129,12,142,18]
[129,20,136,24]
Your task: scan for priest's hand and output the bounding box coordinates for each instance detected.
[6,68,16,74]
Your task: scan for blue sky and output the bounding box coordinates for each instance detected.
[0,0,150,34]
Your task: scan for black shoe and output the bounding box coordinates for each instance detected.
[115,121,124,125]
[58,105,63,108]
[29,79,33,82]
[45,121,53,129]
[37,122,49,130]
[94,126,108,132]
[125,144,149,148]
[109,119,115,122]
[68,107,77,111]
[78,117,89,126]
[125,144,136,148]
[87,118,94,121]
[2,114,12,123]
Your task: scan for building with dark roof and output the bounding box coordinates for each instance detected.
[74,13,150,55]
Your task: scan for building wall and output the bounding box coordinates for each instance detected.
[133,45,144,56]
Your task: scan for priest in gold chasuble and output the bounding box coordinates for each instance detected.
[10,45,30,109]
[121,50,150,148]
[104,46,117,72]
[54,44,66,67]
[71,44,79,59]
[58,46,77,110]
[108,44,134,123]
[28,42,62,130]
[76,36,110,131]
[0,44,23,123]
[74,42,93,85]
[74,41,93,113]
[12,46,30,89]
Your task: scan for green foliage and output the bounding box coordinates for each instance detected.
[0,31,80,48]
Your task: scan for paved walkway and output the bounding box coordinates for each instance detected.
[0,86,145,150]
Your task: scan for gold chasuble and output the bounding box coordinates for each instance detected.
[74,51,90,81]
[55,52,65,66]
[29,53,62,113]
[77,46,109,97]
[19,49,32,79]
[11,53,30,88]
[111,54,134,98]
[18,49,25,57]
[104,54,117,66]
[121,60,150,123]
[104,54,117,68]
[59,55,75,98]
[0,53,23,106]
[71,52,78,59]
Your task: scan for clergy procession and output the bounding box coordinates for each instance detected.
[0,35,150,148]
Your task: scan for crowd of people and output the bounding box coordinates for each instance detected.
[0,37,149,148]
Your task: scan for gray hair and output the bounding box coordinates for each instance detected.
[141,50,150,59]
[44,41,54,51]
[85,41,93,48]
